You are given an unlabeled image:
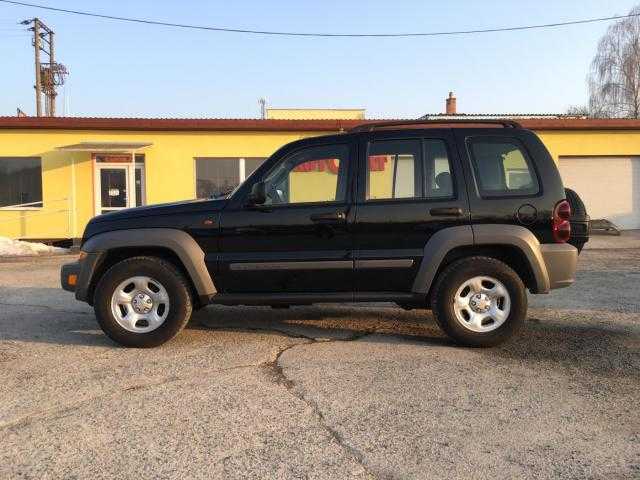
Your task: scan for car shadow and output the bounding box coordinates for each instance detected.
[0,286,638,380]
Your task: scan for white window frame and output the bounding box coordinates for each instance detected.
[93,154,146,215]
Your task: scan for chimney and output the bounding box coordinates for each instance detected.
[445,92,457,115]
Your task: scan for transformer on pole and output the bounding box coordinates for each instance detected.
[21,18,68,117]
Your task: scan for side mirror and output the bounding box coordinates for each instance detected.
[247,181,267,205]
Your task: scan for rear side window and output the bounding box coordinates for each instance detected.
[424,139,454,199]
[468,138,539,197]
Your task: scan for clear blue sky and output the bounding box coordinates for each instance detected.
[0,0,638,118]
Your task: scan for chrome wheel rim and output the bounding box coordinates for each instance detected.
[110,276,170,333]
[453,275,510,333]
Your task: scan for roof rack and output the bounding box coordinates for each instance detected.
[348,119,522,133]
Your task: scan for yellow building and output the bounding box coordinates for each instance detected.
[266,108,365,120]
[0,116,639,242]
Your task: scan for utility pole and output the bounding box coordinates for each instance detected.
[32,18,42,116]
[48,30,55,116]
[21,18,68,117]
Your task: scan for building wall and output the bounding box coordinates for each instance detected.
[266,109,365,120]
[1,127,640,239]
[535,130,640,161]
[0,129,317,239]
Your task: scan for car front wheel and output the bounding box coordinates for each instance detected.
[431,256,527,347]
[94,256,193,348]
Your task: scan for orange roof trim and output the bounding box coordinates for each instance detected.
[1,116,640,131]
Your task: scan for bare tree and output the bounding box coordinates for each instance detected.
[588,6,640,118]
[566,105,590,117]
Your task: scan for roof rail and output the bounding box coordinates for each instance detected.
[348,119,522,133]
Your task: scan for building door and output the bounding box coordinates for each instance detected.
[95,162,145,215]
[559,156,640,230]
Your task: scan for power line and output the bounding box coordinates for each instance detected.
[0,0,638,38]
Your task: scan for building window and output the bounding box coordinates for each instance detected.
[0,157,43,208]
[468,138,539,197]
[195,157,266,199]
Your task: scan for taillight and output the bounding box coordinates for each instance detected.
[553,200,571,243]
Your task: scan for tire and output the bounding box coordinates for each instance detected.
[564,188,586,216]
[94,256,193,348]
[431,256,527,347]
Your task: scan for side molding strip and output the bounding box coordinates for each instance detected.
[230,260,352,271]
[354,259,414,269]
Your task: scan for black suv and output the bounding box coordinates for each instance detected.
[62,120,582,348]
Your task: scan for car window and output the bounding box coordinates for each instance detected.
[262,144,349,205]
[468,138,539,196]
[366,139,422,200]
[424,139,454,199]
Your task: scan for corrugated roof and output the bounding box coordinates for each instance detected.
[420,113,585,119]
[0,116,368,132]
[1,116,640,131]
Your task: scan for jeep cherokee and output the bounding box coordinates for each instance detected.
[61,120,582,348]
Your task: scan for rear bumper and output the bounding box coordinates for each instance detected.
[540,243,578,290]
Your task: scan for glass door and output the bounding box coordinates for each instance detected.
[97,165,129,215]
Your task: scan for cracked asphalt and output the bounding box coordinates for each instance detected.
[1,243,639,479]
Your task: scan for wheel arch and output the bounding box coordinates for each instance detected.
[81,229,216,305]
[411,224,550,296]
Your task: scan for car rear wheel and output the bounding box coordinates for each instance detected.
[431,256,527,347]
[94,256,193,348]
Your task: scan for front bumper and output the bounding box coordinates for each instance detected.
[60,261,80,292]
[540,243,578,290]
[60,252,104,303]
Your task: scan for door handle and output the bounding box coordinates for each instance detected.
[430,207,463,217]
[310,211,346,224]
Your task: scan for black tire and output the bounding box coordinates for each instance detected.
[564,188,586,216]
[431,256,527,347]
[94,256,193,348]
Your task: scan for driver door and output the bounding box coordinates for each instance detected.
[217,141,356,294]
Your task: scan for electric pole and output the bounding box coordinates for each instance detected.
[21,18,68,117]
[32,18,42,116]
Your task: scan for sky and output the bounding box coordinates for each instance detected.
[0,0,639,119]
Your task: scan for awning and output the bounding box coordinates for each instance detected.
[56,141,152,152]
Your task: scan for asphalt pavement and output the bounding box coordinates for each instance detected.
[0,242,638,479]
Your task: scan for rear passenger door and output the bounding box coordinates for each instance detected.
[353,130,470,293]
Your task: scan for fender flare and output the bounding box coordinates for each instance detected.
[82,228,216,298]
[411,224,550,295]
[411,225,474,294]
[473,224,550,294]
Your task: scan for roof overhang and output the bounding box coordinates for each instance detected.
[56,141,152,152]
[1,116,640,132]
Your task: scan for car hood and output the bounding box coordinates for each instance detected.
[91,198,227,223]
